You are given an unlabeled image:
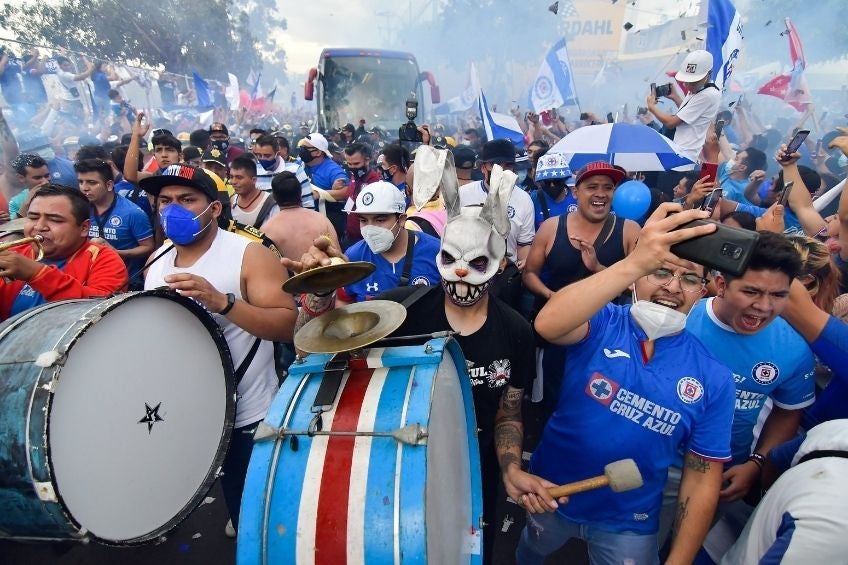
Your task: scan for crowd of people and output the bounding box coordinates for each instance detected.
[1,44,848,565]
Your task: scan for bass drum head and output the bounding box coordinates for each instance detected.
[47,294,233,544]
[426,352,474,563]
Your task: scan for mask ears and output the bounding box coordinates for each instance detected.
[480,164,515,239]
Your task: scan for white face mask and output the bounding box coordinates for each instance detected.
[629,289,687,341]
[360,221,399,254]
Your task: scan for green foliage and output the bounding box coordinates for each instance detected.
[0,0,281,82]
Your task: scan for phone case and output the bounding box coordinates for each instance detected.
[671,220,760,277]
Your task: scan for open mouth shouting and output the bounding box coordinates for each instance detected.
[443,280,489,306]
[738,313,766,332]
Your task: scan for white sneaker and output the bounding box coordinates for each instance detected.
[225,519,236,538]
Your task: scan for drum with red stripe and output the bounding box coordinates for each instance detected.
[237,336,483,565]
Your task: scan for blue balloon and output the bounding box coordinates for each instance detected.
[612,180,651,220]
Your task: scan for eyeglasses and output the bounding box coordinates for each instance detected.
[645,268,707,293]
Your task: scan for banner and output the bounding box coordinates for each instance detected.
[706,0,744,90]
[560,0,627,75]
[478,90,525,148]
[192,70,212,109]
[528,38,578,112]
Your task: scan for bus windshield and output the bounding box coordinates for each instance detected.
[321,55,421,131]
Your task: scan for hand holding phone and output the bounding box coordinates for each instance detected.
[777,180,794,206]
[699,162,718,183]
[701,188,723,215]
[779,129,810,162]
[671,219,760,276]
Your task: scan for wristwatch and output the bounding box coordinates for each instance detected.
[219,292,236,315]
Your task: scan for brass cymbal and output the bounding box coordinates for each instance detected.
[282,259,376,295]
[294,300,407,354]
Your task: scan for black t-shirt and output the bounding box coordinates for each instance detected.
[378,286,534,450]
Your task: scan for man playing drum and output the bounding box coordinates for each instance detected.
[140,164,297,536]
[0,184,127,321]
[286,149,534,563]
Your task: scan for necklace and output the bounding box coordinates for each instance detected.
[235,190,262,210]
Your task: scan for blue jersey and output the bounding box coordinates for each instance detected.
[530,189,577,230]
[686,298,816,465]
[735,201,803,233]
[530,303,735,534]
[717,161,751,205]
[88,194,153,277]
[306,158,347,190]
[341,231,441,302]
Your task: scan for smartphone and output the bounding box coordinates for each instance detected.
[780,129,810,161]
[579,112,589,121]
[699,162,718,182]
[606,112,615,123]
[671,220,760,277]
[815,138,823,158]
[777,180,794,206]
[637,106,648,115]
[700,188,723,214]
[650,83,657,98]
[714,120,726,138]
[655,83,673,97]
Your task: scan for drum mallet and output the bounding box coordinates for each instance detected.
[547,459,643,498]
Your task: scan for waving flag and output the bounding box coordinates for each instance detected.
[434,62,480,115]
[225,73,240,109]
[706,0,743,90]
[249,72,262,102]
[478,90,525,149]
[192,70,212,109]
[528,38,578,112]
[757,18,811,112]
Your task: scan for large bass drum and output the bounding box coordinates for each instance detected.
[238,336,483,565]
[0,290,235,544]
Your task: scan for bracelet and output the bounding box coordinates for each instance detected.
[219,292,236,316]
[747,452,766,469]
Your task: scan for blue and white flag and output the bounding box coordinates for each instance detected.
[249,72,262,102]
[528,38,578,113]
[478,90,525,149]
[706,0,743,91]
[192,70,212,109]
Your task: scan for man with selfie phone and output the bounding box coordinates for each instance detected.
[647,50,721,163]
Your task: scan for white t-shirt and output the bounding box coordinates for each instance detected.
[673,86,721,161]
[231,190,279,227]
[56,70,81,101]
[144,229,278,428]
[458,180,535,261]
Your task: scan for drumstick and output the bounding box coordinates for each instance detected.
[547,458,643,498]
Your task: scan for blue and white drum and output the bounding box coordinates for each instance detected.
[238,337,483,565]
[0,290,235,544]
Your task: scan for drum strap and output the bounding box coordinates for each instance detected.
[310,352,350,433]
[398,231,417,287]
[234,337,262,384]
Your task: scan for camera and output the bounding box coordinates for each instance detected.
[398,93,423,151]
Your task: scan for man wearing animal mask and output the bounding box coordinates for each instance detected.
[285,146,536,563]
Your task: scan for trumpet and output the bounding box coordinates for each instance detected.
[0,235,45,261]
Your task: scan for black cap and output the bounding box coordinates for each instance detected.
[451,145,477,169]
[479,139,516,164]
[201,148,227,167]
[209,122,229,135]
[139,164,219,201]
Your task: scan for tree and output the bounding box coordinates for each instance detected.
[0,0,274,83]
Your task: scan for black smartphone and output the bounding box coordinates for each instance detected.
[714,120,725,138]
[701,188,723,214]
[637,106,648,115]
[606,112,615,123]
[780,129,810,161]
[777,180,794,206]
[671,220,760,277]
[655,83,673,97]
[650,83,657,98]
[579,112,589,121]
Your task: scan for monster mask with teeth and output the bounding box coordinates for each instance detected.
[438,161,515,307]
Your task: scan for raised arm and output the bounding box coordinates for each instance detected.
[535,204,714,345]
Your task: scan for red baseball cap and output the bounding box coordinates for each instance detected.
[575,161,626,186]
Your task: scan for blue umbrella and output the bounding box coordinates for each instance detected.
[548,123,696,172]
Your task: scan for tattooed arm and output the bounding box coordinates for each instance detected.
[666,452,724,565]
[495,386,562,513]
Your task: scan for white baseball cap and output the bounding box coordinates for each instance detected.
[303,132,333,157]
[352,181,407,215]
[675,50,713,82]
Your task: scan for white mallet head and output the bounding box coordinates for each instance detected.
[605,459,643,492]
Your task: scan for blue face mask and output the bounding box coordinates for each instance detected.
[258,157,277,170]
[160,202,214,245]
